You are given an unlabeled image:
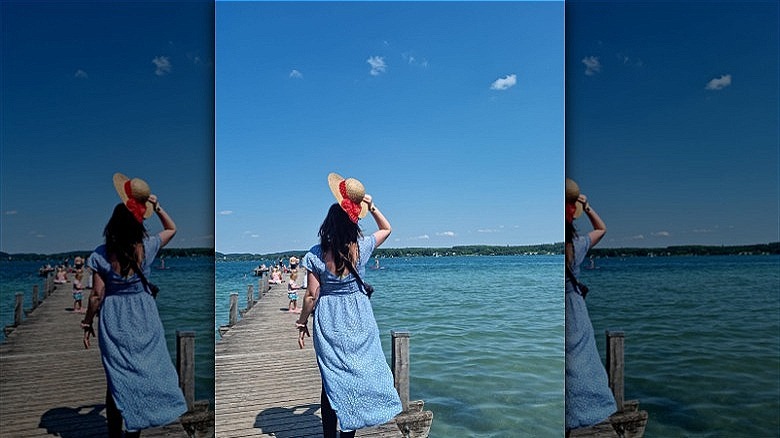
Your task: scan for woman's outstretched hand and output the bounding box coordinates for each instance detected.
[296,321,310,349]
[81,322,95,349]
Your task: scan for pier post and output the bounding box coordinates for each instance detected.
[229,293,238,326]
[247,285,254,310]
[32,285,39,310]
[392,330,411,411]
[606,330,625,412]
[14,293,23,326]
[45,272,54,298]
[176,330,196,410]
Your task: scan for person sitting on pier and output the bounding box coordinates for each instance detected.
[54,266,68,284]
[287,270,302,313]
[296,173,402,438]
[269,266,283,284]
[80,173,187,438]
[565,178,616,434]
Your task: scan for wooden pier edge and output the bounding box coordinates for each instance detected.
[569,331,648,438]
[2,273,213,438]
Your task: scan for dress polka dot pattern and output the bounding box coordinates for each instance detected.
[302,235,403,430]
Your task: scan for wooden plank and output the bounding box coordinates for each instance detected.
[0,274,189,437]
[215,273,404,437]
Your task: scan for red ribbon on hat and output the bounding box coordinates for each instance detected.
[339,180,362,223]
[565,202,577,224]
[124,180,147,223]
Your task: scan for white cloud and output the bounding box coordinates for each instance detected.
[652,231,670,237]
[436,231,456,237]
[5,210,18,215]
[251,234,259,238]
[411,234,430,240]
[367,56,387,76]
[629,234,645,240]
[477,228,500,233]
[582,56,601,76]
[152,56,172,76]
[402,52,428,68]
[289,69,303,79]
[705,74,731,90]
[490,74,517,91]
[219,210,233,215]
[74,69,88,79]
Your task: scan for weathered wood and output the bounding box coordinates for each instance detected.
[216,272,409,437]
[13,292,23,326]
[246,285,254,309]
[606,331,624,412]
[32,284,40,310]
[228,293,238,326]
[177,330,196,410]
[1,274,191,437]
[45,272,54,297]
[391,331,410,411]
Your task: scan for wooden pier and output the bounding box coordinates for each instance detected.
[0,272,210,437]
[215,271,432,437]
[569,331,648,438]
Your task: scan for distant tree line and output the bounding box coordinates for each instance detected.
[2,247,213,262]
[6,242,777,263]
[589,242,779,257]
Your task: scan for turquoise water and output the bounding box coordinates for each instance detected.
[216,255,565,437]
[581,255,780,437]
[1,256,215,406]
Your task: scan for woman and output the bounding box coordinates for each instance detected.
[565,178,616,433]
[296,173,402,438]
[81,173,187,437]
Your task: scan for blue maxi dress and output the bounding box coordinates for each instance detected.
[301,235,403,430]
[86,235,188,431]
[565,234,617,429]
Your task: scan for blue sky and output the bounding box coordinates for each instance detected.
[1,1,214,254]
[566,1,779,248]
[215,1,565,254]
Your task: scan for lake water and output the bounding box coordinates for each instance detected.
[216,255,565,437]
[0,256,215,406]
[7,253,776,436]
[581,255,780,437]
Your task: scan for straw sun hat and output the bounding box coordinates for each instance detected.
[113,172,154,221]
[328,172,368,222]
[565,178,584,219]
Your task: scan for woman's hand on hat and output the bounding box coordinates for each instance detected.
[577,194,588,206]
[362,194,373,207]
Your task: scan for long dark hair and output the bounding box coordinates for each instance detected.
[104,203,148,277]
[565,220,578,272]
[319,203,363,277]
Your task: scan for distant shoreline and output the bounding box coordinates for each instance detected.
[217,242,779,261]
[0,247,213,262]
[3,242,778,262]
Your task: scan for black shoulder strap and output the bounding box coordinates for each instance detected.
[124,250,156,297]
[340,251,371,297]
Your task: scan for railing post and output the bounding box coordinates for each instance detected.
[46,272,54,297]
[176,330,196,410]
[229,293,238,326]
[392,330,411,411]
[606,330,625,412]
[247,285,254,309]
[14,293,23,326]
[32,285,40,310]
